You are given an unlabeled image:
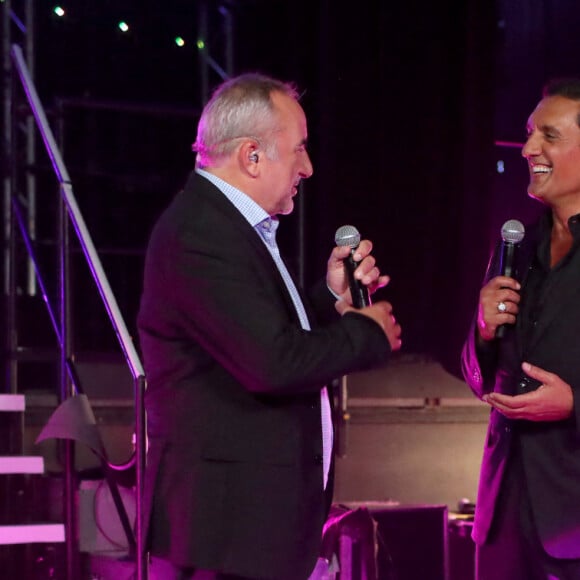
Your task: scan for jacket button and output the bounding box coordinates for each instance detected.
[314,454,323,465]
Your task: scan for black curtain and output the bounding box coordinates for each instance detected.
[300,2,498,376]
[273,0,580,376]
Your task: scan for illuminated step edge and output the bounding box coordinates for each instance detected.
[0,456,44,474]
[0,394,25,412]
[0,524,65,545]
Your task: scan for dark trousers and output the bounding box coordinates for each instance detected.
[476,441,580,580]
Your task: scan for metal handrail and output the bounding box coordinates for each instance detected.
[10,44,147,579]
[11,45,144,379]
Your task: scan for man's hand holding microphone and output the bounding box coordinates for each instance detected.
[328,225,402,352]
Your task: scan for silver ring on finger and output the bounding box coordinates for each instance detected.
[497,301,507,313]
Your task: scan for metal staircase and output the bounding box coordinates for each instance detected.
[0,394,65,579]
[2,2,234,577]
[2,41,147,579]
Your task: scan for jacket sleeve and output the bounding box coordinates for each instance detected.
[139,201,391,397]
[461,321,499,399]
[461,241,503,398]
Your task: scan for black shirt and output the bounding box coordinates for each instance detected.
[519,212,580,362]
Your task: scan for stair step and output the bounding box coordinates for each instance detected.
[0,394,25,412]
[0,523,65,545]
[0,456,44,474]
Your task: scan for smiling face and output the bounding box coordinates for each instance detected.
[255,91,313,216]
[522,95,580,211]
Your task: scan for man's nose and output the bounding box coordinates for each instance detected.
[522,133,540,158]
[301,152,314,178]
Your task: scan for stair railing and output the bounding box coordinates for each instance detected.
[10,44,147,580]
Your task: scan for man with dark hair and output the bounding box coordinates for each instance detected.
[138,73,401,580]
[462,77,580,579]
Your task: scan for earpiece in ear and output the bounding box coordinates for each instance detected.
[249,152,259,163]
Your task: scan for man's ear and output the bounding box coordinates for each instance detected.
[240,141,260,176]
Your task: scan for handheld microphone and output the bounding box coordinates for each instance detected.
[499,219,525,278]
[497,219,525,338]
[334,225,370,308]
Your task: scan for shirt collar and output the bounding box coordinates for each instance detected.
[569,213,580,240]
[538,210,580,242]
[535,210,580,270]
[195,168,269,229]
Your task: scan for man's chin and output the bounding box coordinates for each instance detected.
[279,200,294,215]
[527,186,548,205]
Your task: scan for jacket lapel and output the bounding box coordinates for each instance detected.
[185,173,304,326]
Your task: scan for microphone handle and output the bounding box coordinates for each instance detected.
[501,242,516,279]
[345,251,370,308]
[496,321,507,339]
[497,242,516,339]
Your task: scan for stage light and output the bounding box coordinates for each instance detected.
[496,160,505,174]
[53,6,65,17]
[197,40,205,50]
[175,36,185,47]
[118,21,129,32]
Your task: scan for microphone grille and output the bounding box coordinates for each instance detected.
[501,219,525,244]
[335,225,361,248]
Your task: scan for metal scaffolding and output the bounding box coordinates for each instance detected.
[1,1,235,579]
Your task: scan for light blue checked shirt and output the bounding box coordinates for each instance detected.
[196,169,333,489]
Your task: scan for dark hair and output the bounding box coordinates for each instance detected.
[543,77,580,127]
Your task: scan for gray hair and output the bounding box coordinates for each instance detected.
[193,73,300,168]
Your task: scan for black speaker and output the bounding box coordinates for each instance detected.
[360,503,449,580]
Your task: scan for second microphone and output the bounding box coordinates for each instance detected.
[335,224,371,308]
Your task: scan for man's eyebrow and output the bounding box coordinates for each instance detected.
[526,121,561,135]
[539,123,561,135]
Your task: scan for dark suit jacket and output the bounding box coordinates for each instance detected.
[462,211,580,558]
[137,172,391,579]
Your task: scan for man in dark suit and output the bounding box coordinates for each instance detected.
[138,73,401,580]
[462,78,580,580]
